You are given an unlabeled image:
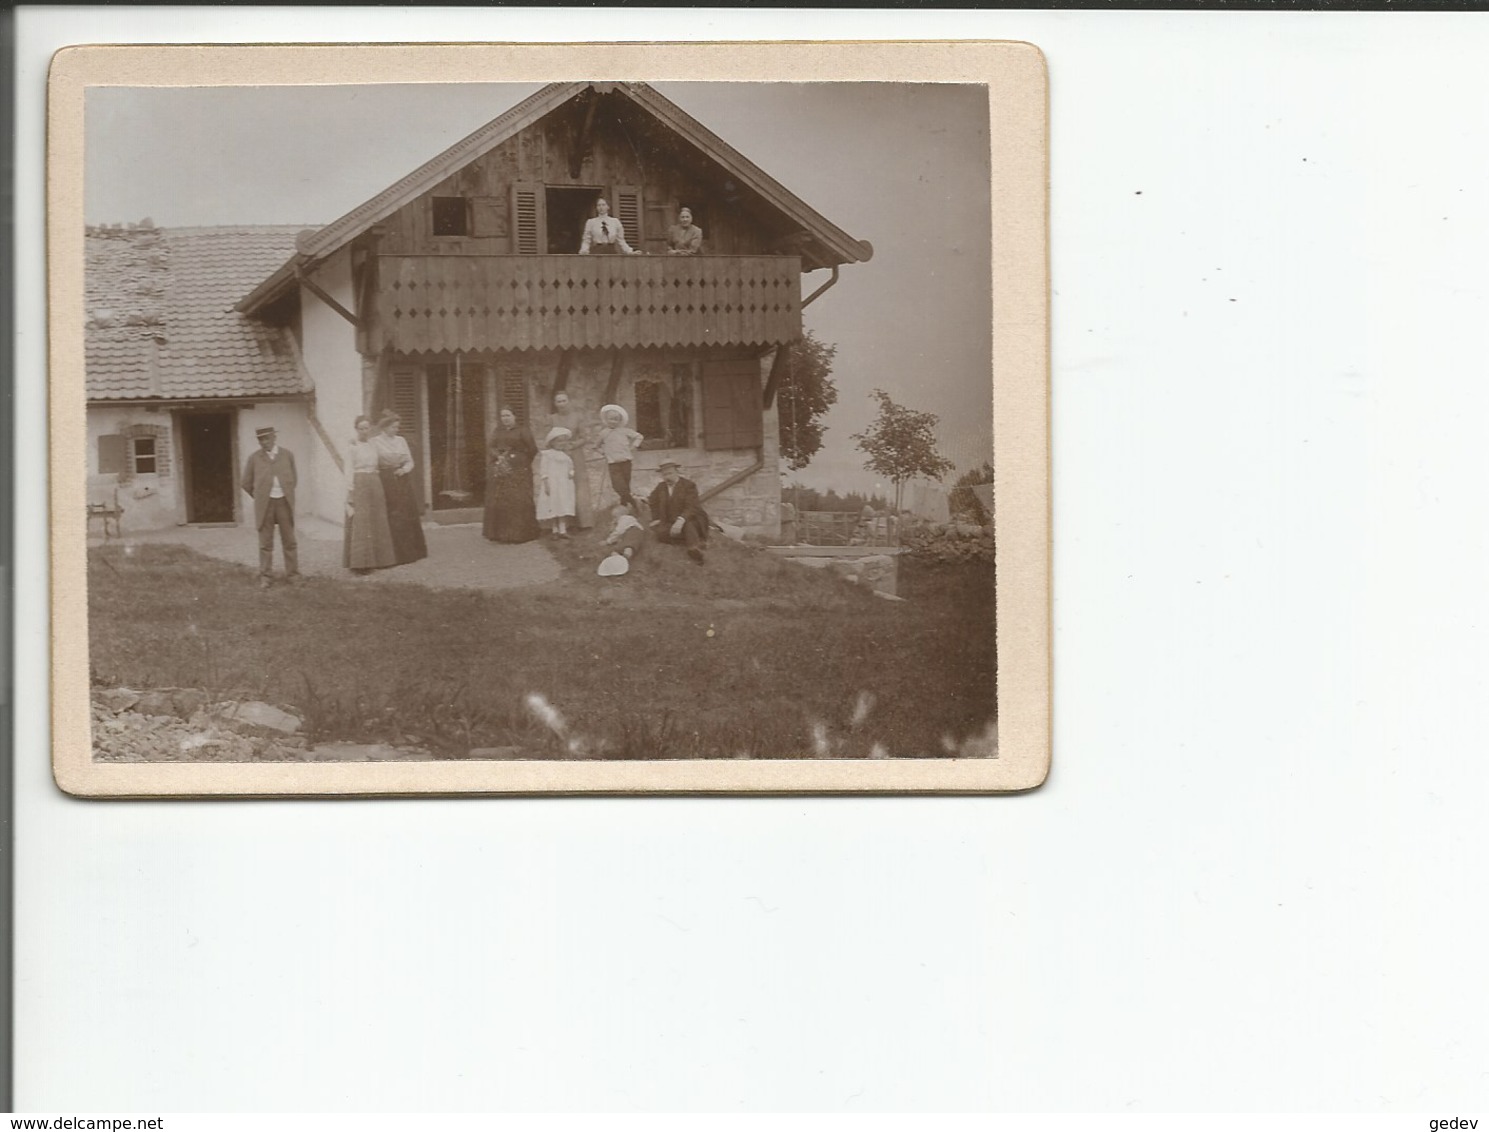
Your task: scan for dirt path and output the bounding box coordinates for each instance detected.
[98,518,563,592]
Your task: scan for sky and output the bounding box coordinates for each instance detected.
[86,81,991,494]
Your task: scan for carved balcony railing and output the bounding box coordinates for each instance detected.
[375,254,802,354]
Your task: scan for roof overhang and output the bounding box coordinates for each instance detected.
[87,393,310,409]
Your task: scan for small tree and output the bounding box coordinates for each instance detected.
[851,389,955,522]
[949,461,995,525]
[777,332,839,471]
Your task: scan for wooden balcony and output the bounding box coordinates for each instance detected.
[375,254,802,354]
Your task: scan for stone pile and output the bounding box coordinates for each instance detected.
[92,686,312,763]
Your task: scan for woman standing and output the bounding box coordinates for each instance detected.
[547,390,595,529]
[374,410,428,564]
[343,415,397,575]
[483,406,539,543]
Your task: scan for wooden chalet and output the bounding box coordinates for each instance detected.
[86,81,871,536]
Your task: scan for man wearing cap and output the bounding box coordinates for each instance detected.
[241,425,300,588]
[646,459,709,565]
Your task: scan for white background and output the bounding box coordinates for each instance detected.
[14,7,1489,1113]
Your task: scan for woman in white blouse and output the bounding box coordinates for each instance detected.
[343,415,397,574]
[578,198,637,255]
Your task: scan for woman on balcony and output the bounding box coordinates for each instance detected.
[666,207,703,256]
[374,410,428,564]
[547,390,595,529]
[483,406,539,544]
[578,197,637,255]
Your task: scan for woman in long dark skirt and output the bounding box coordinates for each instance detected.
[484,407,540,543]
[344,415,397,575]
[373,410,428,564]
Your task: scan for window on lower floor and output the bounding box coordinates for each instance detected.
[132,436,157,474]
[98,426,170,480]
[636,364,695,449]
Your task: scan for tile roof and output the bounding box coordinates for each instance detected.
[86,225,311,401]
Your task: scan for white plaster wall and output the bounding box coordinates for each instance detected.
[233,402,311,524]
[296,248,362,524]
[86,405,179,532]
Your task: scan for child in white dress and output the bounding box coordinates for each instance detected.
[535,426,576,538]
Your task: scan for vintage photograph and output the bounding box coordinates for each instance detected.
[51,44,1049,794]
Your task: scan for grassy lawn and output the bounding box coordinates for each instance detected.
[88,535,996,759]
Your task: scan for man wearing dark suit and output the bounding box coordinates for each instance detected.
[241,425,300,588]
[646,458,709,565]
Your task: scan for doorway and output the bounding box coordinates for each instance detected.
[546,186,602,254]
[426,361,487,512]
[177,411,236,523]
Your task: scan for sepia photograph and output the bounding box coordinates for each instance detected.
[51,43,1049,794]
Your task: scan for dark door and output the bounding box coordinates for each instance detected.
[545,186,602,254]
[179,411,236,523]
[427,362,487,511]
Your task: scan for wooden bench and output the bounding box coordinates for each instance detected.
[87,475,123,540]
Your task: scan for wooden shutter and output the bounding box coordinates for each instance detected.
[496,365,530,426]
[391,364,426,508]
[700,360,764,451]
[471,196,506,240]
[510,182,545,255]
[97,434,127,475]
[644,203,669,255]
[612,184,642,248]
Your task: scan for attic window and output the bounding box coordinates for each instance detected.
[432,197,469,237]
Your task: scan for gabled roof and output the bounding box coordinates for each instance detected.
[240,81,871,314]
[87,226,308,402]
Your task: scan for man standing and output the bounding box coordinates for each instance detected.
[646,458,709,565]
[241,425,300,588]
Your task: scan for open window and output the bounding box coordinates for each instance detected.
[543,186,601,254]
[513,183,647,254]
[636,363,695,449]
[432,197,470,238]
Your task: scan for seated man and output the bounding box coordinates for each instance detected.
[646,458,710,565]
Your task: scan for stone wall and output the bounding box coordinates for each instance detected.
[523,347,783,538]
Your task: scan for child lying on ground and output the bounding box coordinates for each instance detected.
[603,501,646,561]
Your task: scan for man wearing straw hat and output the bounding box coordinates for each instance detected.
[241,425,300,588]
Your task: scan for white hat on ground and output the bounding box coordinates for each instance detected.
[598,553,630,577]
